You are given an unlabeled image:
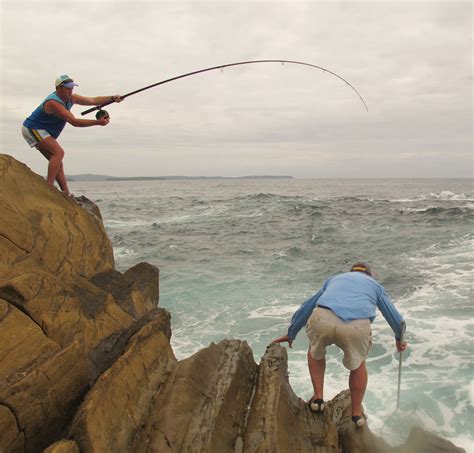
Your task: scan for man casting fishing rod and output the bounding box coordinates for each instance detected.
[273,262,408,428]
[23,61,364,196]
[22,75,123,196]
[80,59,368,116]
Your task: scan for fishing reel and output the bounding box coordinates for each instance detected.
[95,109,110,120]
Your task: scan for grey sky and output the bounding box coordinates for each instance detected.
[1,0,472,178]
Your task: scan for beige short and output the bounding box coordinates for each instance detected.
[306,306,372,370]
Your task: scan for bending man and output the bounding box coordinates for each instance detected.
[22,74,122,196]
[273,262,407,428]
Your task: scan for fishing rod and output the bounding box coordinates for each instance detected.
[81,59,368,118]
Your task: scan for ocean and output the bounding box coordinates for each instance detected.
[70,177,473,450]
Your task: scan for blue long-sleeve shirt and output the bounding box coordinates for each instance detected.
[287,271,405,341]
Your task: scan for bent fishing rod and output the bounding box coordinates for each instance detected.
[81,59,368,118]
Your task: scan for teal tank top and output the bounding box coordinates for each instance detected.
[23,92,73,138]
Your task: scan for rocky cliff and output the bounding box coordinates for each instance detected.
[0,154,465,453]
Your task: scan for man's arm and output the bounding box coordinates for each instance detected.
[44,100,108,127]
[273,291,322,348]
[377,288,408,350]
[273,279,331,348]
[72,94,122,106]
[286,288,324,340]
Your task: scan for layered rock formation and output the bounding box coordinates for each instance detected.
[0,155,164,451]
[0,154,465,453]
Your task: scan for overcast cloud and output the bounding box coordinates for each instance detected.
[1,0,472,178]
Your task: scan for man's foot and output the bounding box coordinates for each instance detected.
[47,183,60,192]
[308,397,325,413]
[351,415,366,428]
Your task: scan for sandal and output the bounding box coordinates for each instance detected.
[352,415,366,428]
[308,397,325,413]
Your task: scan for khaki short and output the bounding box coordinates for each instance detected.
[306,306,372,370]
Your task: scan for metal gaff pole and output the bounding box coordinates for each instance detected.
[396,320,406,410]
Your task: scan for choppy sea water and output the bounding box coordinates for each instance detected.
[70,178,473,450]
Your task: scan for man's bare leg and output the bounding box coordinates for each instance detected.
[349,361,367,417]
[36,138,70,195]
[308,351,325,400]
[54,162,69,194]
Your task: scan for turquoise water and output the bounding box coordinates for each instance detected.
[71,178,473,450]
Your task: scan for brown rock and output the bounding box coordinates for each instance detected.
[0,272,133,348]
[132,339,258,452]
[243,343,339,452]
[330,390,391,453]
[73,195,103,221]
[89,261,160,318]
[393,427,466,453]
[0,271,164,451]
[243,344,397,453]
[43,439,80,453]
[0,154,114,284]
[0,298,66,452]
[69,317,176,452]
[0,404,25,452]
[0,342,89,451]
[0,299,59,385]
[87,307,171,380]
[0,155,164,451]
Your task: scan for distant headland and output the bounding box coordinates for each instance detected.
[67,174,294,182]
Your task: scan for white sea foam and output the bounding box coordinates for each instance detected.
[153,204,229,225]
[397,205,473,213]
[235,211,264,218]
[113,247,136,259]
[429,191,470,201]
[390,191,473,203]
[105,204,230,229]
[404,237,474,306]
[155,214,193,224]
[105,218,150,228]
[248,303,300,319]
[446,437,474,453]
[374,239,473,445]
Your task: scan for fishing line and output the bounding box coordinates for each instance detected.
[81,59,368,118]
